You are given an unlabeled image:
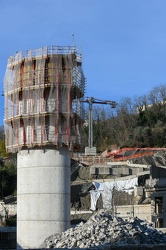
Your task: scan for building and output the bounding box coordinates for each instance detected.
[145,165,166,228]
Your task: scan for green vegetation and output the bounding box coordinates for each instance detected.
[81,84,166,152]
[0,128,17,199]
[0,160,17,199]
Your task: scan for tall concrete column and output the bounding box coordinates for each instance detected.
[17,147,70,249]
[4,46,85,249]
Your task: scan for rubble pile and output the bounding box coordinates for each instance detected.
[41,211,166,249]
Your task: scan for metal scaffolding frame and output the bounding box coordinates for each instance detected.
[4,46,85,152]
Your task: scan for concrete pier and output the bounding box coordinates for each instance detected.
[17,147,70,249]
[4,46,85,249]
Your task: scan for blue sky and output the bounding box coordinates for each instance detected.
[1,0,166,125]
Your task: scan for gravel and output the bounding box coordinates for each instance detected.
[41,210,166,249]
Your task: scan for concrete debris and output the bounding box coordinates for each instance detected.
[41,210,166,248]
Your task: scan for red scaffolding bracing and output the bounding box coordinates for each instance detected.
[4,46,85,152]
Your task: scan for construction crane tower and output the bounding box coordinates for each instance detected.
[81,97,117,155]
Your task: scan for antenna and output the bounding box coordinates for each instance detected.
[71,33,75,46]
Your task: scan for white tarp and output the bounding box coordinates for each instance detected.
[89,190,101,211]
[115,178,138,194]
[90,177,138,211]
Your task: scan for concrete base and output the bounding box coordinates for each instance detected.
[17,147,70,249]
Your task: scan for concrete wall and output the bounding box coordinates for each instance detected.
[115,204,151,222]
[90,165,145,177]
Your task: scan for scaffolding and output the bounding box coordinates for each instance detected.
[4,46,85,152]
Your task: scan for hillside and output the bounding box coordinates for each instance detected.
[81,84,166,152]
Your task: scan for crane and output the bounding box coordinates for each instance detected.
[80,97,117,155]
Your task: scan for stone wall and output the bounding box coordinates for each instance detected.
[0,201,17,226]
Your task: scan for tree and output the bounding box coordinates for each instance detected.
[0,160,17,199]
[0,140,9,158]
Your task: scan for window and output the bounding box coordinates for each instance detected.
[109,168,112,175]
[95,168,99,175]
[156,218,163,228]
[155,197,163,213]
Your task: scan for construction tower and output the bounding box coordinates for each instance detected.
[3,46,85,249]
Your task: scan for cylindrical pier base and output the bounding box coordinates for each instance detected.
[17,147,70,249]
